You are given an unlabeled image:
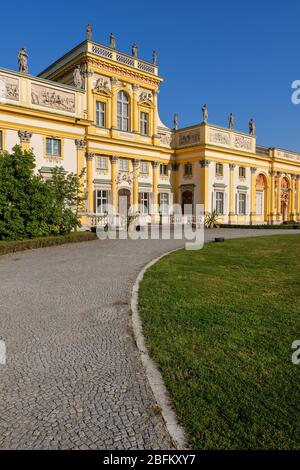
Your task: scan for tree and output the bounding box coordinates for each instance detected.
[46,167,86,234]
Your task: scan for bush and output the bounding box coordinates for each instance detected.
[0,146,85,240]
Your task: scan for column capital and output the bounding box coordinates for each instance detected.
[200,159,211,168]
[269,170,276,177]
[85,152,95,161]
[152,161,160,169]
[291,174,296,180]
[229,163,236,170]
[111,155,119,163]
[18,130,32,143]
[75,139,87,150]
[250,166,257,174]
[297,175,300,180]
[277,171,282,177]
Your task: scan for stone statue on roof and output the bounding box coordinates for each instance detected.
[202,104,208,123]
[86,24,93,41]
[18,48,28,74]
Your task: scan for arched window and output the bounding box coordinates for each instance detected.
[117,91,130,131]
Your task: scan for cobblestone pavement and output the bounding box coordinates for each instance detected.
[0,229,298,449]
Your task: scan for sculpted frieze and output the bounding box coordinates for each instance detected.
[31,83,75,113]
[0,75,19,101]
[208,130,230,147]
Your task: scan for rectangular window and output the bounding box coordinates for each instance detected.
[160,164,168,176]
[239,167,246,178]
[96,156,108,170]
[215,191,224,214]
[184,163,192,176]
[216,163,223,176]
[159,193,169,214]
[46,138,61,157]
[96,189,108,213]
[0,130,3,150]
[119,159,129,172]
[139,192,149,214]
[238,193,247,215]
[140,161,149,174]
[140,112,149,135]
[96,101,106,127]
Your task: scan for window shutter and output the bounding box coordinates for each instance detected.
[246,193,250,215]
[235,194,238,215]
[224,192,228,215]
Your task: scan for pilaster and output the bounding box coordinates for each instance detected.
[111,156,118,211]
[228,163,236,224]
[250,167,257,225]
[132,159,140,209]
[85,152,95,213]
[199,159,211,214]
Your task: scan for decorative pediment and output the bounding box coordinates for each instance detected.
[93,77,112,96]
[139,91,153,106]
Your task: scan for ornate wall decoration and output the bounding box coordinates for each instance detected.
[208,130,230,147]
[139,90,152,102]
[31,83,75,113]
[159,133,172,146]
[178,130,200,147]
[92,75,112,94]
[276,149,300,163]
[0,74,19,101]
[256,174,265,186]
[86,58,161,87]
[233,135,252,151]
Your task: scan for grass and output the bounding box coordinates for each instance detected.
[0,231,97,256]
[139,234,300,449]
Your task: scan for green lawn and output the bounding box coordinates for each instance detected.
[139,235,300,449]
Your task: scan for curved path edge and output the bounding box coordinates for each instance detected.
[131,248,188,450]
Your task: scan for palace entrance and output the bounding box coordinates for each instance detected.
[181,190,193,214]
[118,188,131,215]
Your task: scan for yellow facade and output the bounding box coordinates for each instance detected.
[0,35,300,225]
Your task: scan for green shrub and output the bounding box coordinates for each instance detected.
[0,146,85,240]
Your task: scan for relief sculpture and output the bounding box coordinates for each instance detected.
[0,75,19,101]
[31,83,75,113]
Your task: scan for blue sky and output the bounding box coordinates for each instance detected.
[1,0,300,151]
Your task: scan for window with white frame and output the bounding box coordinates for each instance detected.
[96,101,106,127]
[215,191,224,214]
[46,138,61,157]
[140,112,149,135]
[159,193,169,214]
[96,156,108,170]
[160,164,168,176]
[216,163,223,176]
[238,193,247,215]
[140,161,149,174]
[139,192,149,214]
[184,163,192,176]
[119,159,129,172]
[117,91,130,131]
[239,166,246,178]
[96,189,109,213]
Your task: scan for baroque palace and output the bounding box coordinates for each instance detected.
[1,26,300,226]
